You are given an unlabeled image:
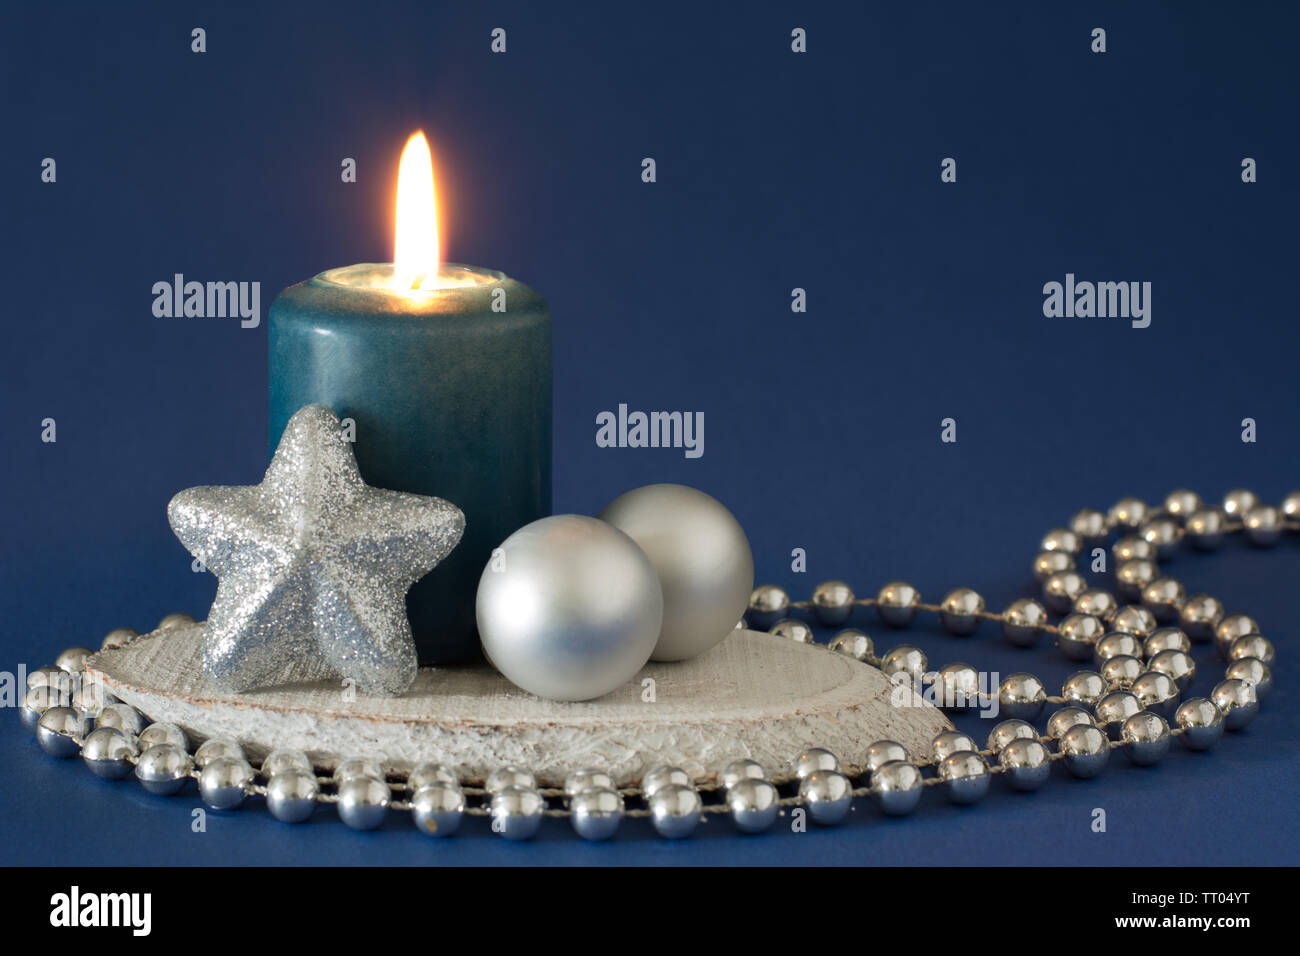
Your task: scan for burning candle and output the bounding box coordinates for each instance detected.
[268,132,552,664]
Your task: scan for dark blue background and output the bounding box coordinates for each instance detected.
[3,0,1296,865]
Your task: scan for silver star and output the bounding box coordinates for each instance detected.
[167,404,464,696]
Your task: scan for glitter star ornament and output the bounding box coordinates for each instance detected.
[167,404,465,697]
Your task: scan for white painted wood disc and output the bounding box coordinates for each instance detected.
[88,624,952,787]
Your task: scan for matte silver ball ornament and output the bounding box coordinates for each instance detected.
[477,514,664,701]
[599,484,753,662]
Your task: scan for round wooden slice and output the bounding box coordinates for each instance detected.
[88,624,952,787]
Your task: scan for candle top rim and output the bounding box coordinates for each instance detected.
[313,262,506,293]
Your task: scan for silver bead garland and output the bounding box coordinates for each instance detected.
[22,488,1290,841]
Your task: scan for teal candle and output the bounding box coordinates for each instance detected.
[268,261,552,663]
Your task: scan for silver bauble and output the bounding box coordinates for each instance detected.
[599,484,754,662]
[476,514,663,701]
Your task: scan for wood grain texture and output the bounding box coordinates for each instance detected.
[88,623,952,787]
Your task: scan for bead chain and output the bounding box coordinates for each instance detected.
[23,487,1292,840]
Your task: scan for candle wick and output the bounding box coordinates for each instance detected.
[409,273,426,291]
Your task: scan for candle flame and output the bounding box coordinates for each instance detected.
[394,131,439,290]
